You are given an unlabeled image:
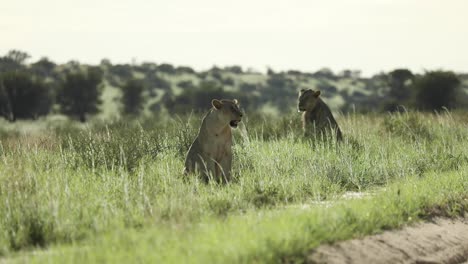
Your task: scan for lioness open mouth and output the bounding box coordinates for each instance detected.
[230,120,240,128]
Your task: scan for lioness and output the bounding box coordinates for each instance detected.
[298,89,343,140]
[184,99,243,183]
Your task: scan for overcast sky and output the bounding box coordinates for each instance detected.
[1,0,467,76]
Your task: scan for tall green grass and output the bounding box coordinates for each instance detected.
[9,167,468,263]
[0,111,467,258]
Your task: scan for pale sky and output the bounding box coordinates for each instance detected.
[1,0,467,76]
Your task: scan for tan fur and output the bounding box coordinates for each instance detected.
[298,89,343,140]
[184,99,243,183]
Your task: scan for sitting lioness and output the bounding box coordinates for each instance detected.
[184,99,243,183]
[298,89,343,140]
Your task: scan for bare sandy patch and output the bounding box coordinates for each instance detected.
[308,217,468,264]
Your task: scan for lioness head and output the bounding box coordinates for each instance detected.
[298,89,321,112]
[211,99,243,128]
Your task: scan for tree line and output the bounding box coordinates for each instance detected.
[0,50,467,122]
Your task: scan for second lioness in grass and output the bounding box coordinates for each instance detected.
[298,89,343,140]
[184,99,243,183]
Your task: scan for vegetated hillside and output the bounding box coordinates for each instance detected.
[91,64,374,118]
[100,64,387,113]
[67,62,468,118]
[2,50,468,121]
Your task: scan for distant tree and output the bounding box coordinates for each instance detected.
[177,80,195,89]
[0,71,51,121]
[109,64,133,79]
[100,58,112,67]
[239,82,257,93]
[211,72,222,81]
[210,67,223,81]
[287,70,302,76]
[30,57,57,79]
[382,69,414,111]
[313,68,336,80]
[57,67,103,122]
[388,69,414,101]
[316,83,338,94]
[222,77,235,86]
[413,71,460,111]
[157,63,176,74]
[121,79,145,115]
[267,67,275,75]
[339,69,361,79]
[0,50,30,72]
[5,50,30,65]
[62,60,82,75]
[265,73,297,109]
[145,74,171,93]
[164,81,249,113]
[340,70,353,78]
[224,66,243,74]
[176,66,195,74]
[197,71,208,79]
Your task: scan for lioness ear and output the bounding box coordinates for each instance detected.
[314,90,321,97]
[212,99,223,109]
[233,99,239,105]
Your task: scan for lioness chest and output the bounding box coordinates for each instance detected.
[203,132,232,161]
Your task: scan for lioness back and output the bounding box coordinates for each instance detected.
[298,89,343,140]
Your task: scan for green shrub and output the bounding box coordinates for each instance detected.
[383,112,433,141]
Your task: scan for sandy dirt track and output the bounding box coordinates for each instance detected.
[307,217,468,264]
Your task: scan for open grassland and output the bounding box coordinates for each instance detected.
[0,111,467,262]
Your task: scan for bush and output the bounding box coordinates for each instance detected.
[0,71,52,121]
[383,112,432,141]
[413,71,460,111]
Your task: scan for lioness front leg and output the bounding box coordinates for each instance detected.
[219,154,232,183]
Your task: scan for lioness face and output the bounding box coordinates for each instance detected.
[298,89,321,112]
[212,99,243,128]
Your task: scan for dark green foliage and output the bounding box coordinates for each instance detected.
[413,71,460,111]
[121,79,145,115]
[207,197,233,217]
[316,82,338,94]
[30,57,57,79]
[312,68,337,80]
[7,207,49,250]
[383,69,414,112]
[157,63,176,74]
[176,66,195,74]
[0,50,30,73]
[248,182,289,208]
[177,80,195,90]
[383,112,432,141]
[222,77,235,86]
[265,73,297,109]
[224,66,243,74]
[146,74,171,91]
[287,70,303,75]
[164,80,249,113]
[108,64,133,86]
[0,71,52,121]
[239,82,257,93]
[57,67,103,122]
[388,69,414,101]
